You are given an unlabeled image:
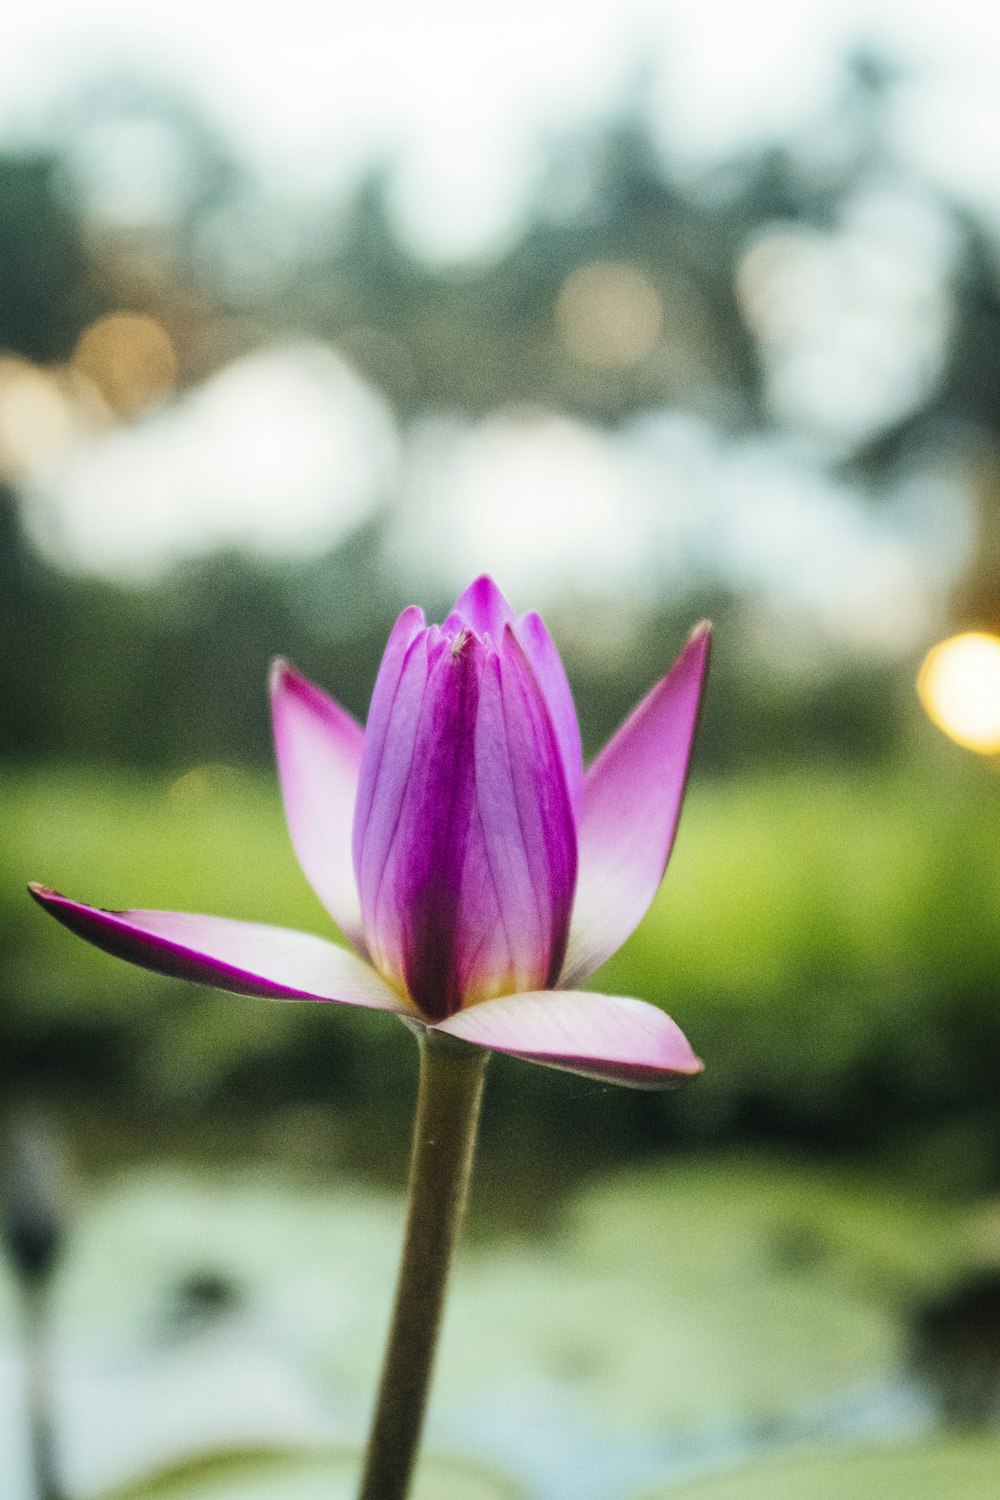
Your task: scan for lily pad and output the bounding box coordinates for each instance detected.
[636,1438,1000,1500]
[437,1156,966,1434]
[97,1443,524,1500]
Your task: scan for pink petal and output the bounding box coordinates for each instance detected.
[352,623,576,1021]
[28,885,406,1010]
[561,624,711,987]
[352,624,438,997]
[356,625,480,1017]
[434,990,703,1089]
[351,604,427,878]
[270,660,365,948]
[444,574,515,641]
[513,610,583,812]
[466,626,576,998]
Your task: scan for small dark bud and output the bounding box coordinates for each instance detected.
[2,1119,69,1289]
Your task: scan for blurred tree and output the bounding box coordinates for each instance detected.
[0,490,59,756]
[0,153,97,360]
[4,55,1000,769]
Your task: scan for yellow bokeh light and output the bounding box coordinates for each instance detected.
[917,632,1000,754]
[556,260,663,370]
[72,312,177,419]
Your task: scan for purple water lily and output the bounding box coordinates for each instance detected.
[30,576,709,1088]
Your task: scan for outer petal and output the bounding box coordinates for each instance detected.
[270,660,365,948]
[28,885,406,1010]
[466,626,577,1000]
[444,574,515,641]
[351,603,427,867]
[561,624,711,987]
[434,989,702,1089]
[356,626,480,1018]
[513,609,583,812]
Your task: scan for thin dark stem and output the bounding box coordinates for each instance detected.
[22,1283,64,1500]
[358,1026,489,1500]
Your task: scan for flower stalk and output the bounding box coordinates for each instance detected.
[358,1025,489,1500]
[3,1121,68,1500]
[21,1281,63,1500]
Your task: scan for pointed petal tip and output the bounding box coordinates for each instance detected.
[271,657,334,713]
[395,602,428,632]
[467,571,503,594]
[269,657,321,705]
[28,882,76,911]
[683,623,712,697]
[450,575,515,638]
[679,620,712,676]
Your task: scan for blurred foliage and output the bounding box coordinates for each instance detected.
[0,152,100,361]
[0,489,906,772]
[1,56,1000,770]
[5,757,1000,1185]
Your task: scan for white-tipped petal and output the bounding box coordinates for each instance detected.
[434,989,702,1089]
[29,886,406,1010]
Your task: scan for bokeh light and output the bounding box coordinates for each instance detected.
[555,261,664,370]
[395,410,649,598]
[735,206,952,451]
[72,312,178,419]
[917,632,1000,753]
[0,356,76,478]
[24,344,398,577]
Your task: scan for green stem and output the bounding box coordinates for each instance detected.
[358,1025,489,1500]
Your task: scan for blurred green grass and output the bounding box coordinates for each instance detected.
[5,763,328,1015]
[3,757,999,1174]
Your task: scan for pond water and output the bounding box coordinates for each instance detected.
[0,1152,993,1499]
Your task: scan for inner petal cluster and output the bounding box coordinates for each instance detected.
[351,594,578,1022]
